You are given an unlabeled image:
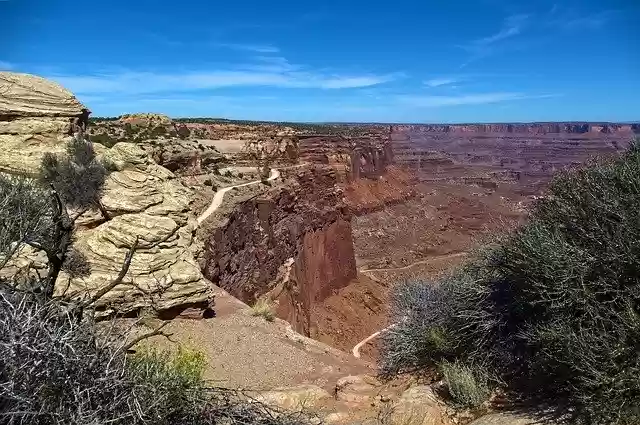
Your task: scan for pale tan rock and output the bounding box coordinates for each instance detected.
[0,133,70,175]
[389,386,453,425]
[57,213,210,315]
[254,385,332,411]
[335,375,383,405]
[118,113,172,127]
[0,117,73,135]
[468,413,543,425]
[99,143,193,225]
[0,72,87,175]
[0,72,85,117]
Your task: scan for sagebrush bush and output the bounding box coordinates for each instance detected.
[251,298,276,322]
[381,140,640,424]
[0,284,313,425]
[40,137,111,218]
[439,360,491,408]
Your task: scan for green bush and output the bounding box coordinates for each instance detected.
[381,140,640,424]
[439,360,491,408]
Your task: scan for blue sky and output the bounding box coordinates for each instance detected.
[1,0,638,122]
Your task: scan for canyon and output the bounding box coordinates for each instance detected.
[2,72,639,425]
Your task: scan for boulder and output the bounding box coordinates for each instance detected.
[57,143,212,316]
[100,143,193,226]
[0,72,85,117]
[388,386,453,425]
[58,213,210,316]
[335,375,384,405]
[254,385,332,411]
[0,72,88,175]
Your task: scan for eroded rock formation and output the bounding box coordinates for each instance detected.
[298,135,393,180]
[395,122,639,135]
[203,167,356,335]
[89,117,224,174]
[0,73,212,317]
[0,72,89,174]
[60,143,212,317]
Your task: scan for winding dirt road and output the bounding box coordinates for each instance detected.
[196,168,280,226]
[351,252,468,358]
[358,252,466,274]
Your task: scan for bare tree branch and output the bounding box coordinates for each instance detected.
[119,321,172,353]
[81,237,139,308]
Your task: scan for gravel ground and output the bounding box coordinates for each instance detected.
[131,287,371,392]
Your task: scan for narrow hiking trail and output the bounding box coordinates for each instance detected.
[358,252,467,274]
[351,252,468,358]
[196,168,280,226]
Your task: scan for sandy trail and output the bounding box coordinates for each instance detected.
[358,252,466,274]
[352,252,468,358]
[196,168,280,226]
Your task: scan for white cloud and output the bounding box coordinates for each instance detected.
[398,92,557,107]
[424,77,459,88]
[458,14,530,68]
[49,59,400,95]
[474,14,529,46]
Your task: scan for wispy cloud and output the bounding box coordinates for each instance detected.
[398,92,558,107]
[548,7,616,30]
[474,14,529,46]
[47,58,401,96]
[424,77,459,88]
[459,14,530,68]
[214,43,280,53]
[0,60,14,70]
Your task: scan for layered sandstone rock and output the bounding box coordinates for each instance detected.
[203,166,357,336]
[89,117,225,173]
[59,143,212,316]
[298,135,393,180]
[0,72,88,174]
[390,386,453,425]
[395,123,639,135]
[117,113,172,127]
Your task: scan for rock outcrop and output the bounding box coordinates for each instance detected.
[59,143,212,316]
[89,117,225,174]
[298,135,393,181]
[203,166,357,336]
[0,72,89,175]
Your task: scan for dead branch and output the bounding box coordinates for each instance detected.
[119,321,172,353]
[82,236,139,308]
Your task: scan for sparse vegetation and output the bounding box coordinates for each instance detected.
[40,136,113,219]
[251,298,276,322]
[439,361,491,408]
[381,139,640,424]
[0,146,313,425]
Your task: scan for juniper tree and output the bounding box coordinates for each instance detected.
[41,136,113,220]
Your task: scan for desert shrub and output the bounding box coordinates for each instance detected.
[381,140,640,424]
[0,285,311,425]
[41,137,112,219]
[0,175,55,259]
[251,298,275,322]
[439,360,491,408]
[0,162,311,425]
[176,126,191,140]
[90,131,122,147]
